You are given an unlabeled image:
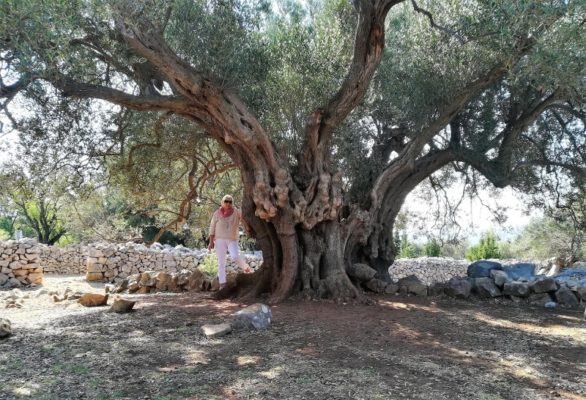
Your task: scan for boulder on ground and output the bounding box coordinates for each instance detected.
[503,263,536,281]
[467,260,502,278]
[529,277,558,294]
[365,278,387,293]
[528,293,554,306]
[384,283,399,294]
[187,270,207,291]
[490,269,510,288]
[0,318,11,339]
[110,297,136,313]
[575,282,586,301]
[78,293,109,307]
[231,303,272,331]
[445,278,472,299]
[86,272,104,282]
[503,281,530,298]
[474,277,502,298]
[398,275,427,296]
[427,282,446,297]
[348,263,377,282]
[554,286,579,307]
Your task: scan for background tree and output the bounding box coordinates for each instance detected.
[0,0,584,302]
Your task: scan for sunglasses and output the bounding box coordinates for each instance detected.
[224,200,232,203]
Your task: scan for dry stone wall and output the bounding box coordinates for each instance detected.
[389,257,469,285]
[85,242,261,284]
[40,245,86,274]
[0,240,43,288]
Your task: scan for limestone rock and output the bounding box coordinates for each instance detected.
[445,278,472,299]
[86,272,104,282]
[0,273,8,286]
[529,277,558,294]
[467,260,502,278]
[575,283,586,301]
[474,277,502,298]
[0,318,12,339]
[348,263,377,282]
[428,282,446,296]
[188,270,207,291]
[365,278,387,293]
[201,323,232,338]
[503,263,536,281]
[232,303,272,331]
[554,286,579,307]
[110,298,136,313]
[385,283,399,294]
[503,281,530,298]
[528,293,553,306]
[78,293,109,307]
[490,269,510,288]
[398,275,427,296]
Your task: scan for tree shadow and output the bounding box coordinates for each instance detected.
[0,292,584,399]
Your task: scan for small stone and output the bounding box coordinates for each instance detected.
[78,293,109,307]
[544,301,558,309]
[0,318,12,338]
[110,298,136,313]
[201,323,232,338]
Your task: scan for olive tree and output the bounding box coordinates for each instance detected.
[0,0,584,302]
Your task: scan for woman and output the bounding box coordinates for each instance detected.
[208,194,251,287]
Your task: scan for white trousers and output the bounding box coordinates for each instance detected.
[214,239,248,284]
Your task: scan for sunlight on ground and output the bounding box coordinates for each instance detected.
[494,358,548,386]
[236,355,262,366]
[258,366,284,379]
[184,349,210,365]
[472,312,586,345]
[378,300,444,313]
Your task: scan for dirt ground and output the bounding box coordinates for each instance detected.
[0,275,585,400]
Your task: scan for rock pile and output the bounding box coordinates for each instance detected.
[108,268,242,294]
[0,240,43,288]
[443,260,586,308]
[85,242,261,284]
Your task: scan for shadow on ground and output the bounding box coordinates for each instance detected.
[0,291,584,400]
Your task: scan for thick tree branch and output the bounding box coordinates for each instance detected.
[299,0,405,177]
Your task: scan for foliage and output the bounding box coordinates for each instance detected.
[423,239,441,257]
[466,232,502,261]
[398,233,421,259]
[0,229,10,241]
[508,216,584,261]
[198,254,218,277]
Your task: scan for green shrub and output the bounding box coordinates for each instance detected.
[466,232,502,261]
[0,229,9,241]
[423,239,441,257]
[198,254,218,277]
[399,234,421,258]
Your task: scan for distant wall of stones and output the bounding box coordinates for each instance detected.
[389,257,470,285]
[40,245,86,274]
[0,240,43,288]
[85,243,261,284]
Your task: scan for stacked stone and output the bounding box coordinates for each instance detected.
[85,242,261,284]
[39,244,87,274]
[0,239,43,288]
[389,257,469,286]
[444,260,586,308]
